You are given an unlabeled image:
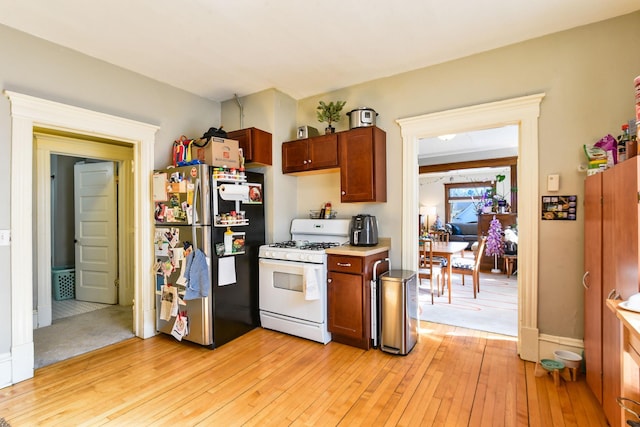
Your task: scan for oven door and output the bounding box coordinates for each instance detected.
[259,258,326,324]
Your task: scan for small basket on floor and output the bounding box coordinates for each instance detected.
[52,267,75,301]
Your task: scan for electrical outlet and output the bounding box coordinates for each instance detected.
[0,230,10,246]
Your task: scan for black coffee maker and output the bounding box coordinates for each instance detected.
[349,214,379,246]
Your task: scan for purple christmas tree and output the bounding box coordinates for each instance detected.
[485,215,504,272]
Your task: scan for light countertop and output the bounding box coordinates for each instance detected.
[608,299,640,340]
[325,237,391,257]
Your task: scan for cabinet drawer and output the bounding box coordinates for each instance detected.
[328,255,363,274]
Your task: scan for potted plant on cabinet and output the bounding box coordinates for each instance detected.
[316,100,346,134]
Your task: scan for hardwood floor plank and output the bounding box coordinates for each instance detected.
[243,344,359,425]
[515,353,529,426]
[0,325,606,426]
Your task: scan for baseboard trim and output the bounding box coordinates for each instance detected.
[11,341,34,384]
[142,308,157,339]
[539,333,584,361]
[519,326,539,362]
[0,352,12,389]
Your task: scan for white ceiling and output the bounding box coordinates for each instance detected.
[419,125,519,165]
[0,0,637,102]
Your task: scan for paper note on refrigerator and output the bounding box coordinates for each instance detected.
[153,173,168,201]
[218,256,236,286]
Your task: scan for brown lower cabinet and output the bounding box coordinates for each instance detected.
[327,251,389,350]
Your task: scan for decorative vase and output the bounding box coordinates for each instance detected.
[497,199,507,214]
[325,125,335,135]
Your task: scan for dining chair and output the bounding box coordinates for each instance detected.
[429,230,449,242]
[424,231,449,266]
[418,240,443,304]
[443,236,487,298]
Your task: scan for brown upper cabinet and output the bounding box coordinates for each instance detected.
[282,133,339,174]
[338,127,387,203]
[226,127,272,166]
[282,127,387,203]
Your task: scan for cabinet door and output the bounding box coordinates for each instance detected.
[282,140,309,173]
[308,134,338,170]
[612,157,640,299]
[227,128,272,166]
[339,127,386,202]
[327,271,364,340]
[584,172,603,402]
[602,306,622,427]
[602,165,625,427]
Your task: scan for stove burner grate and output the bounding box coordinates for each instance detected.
[268,241,340,251]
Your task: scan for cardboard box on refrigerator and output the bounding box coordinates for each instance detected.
[194,137,240,168]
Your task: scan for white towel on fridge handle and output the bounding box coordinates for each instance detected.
[304,265,320,301]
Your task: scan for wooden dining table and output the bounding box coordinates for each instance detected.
[420,240,469,304]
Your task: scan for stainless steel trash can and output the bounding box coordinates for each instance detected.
[379,270,418,355]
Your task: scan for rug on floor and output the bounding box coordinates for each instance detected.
[34,304,134,369]
[52,299,111,320]
[418,272,518,336]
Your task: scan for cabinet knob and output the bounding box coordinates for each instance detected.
[308,159,312,164]
[327,278,332,283]
[303,160,308,165]
[341,191,346,195]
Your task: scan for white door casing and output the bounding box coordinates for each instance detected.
[397,93,544,362]
[74,162,118,304]
[5,91,158,387]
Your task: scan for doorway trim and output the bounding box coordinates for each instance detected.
[35,134,134,328]
[397,93,544,361]
[5,91,158,385]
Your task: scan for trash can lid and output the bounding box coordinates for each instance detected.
[380,269,416,281]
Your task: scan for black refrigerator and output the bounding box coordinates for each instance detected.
[153,165,264,348]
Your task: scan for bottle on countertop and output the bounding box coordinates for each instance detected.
[324,202,332,219]
[617,123,630,163]
[628,120,638,159]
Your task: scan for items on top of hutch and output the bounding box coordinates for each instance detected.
[226,127,272,166]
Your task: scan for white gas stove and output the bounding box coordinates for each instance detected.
[258,219,351,344]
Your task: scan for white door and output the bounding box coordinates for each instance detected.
[74,161,118,304]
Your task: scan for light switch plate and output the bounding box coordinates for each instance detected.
[547,174,560,192]
[0,230,9,246]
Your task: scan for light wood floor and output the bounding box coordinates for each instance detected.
[0,321,607,426]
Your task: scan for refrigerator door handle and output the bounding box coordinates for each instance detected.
[191,178,200,247]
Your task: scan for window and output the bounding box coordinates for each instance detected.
[444,181,494,223]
